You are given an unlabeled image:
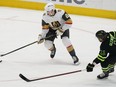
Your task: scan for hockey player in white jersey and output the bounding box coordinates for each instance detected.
[38,2,79,65]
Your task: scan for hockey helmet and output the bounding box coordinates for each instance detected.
[44,3,55,16]
[96,30,107,42]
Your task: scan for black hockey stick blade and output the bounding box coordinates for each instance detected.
[19,73,43,82]
[19,74,31,82]
[19,69,84,82]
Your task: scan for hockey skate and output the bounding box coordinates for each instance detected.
[50,44,56,58]
[108,68,114,73]
[72,56,79,65]
[97,72,109,79]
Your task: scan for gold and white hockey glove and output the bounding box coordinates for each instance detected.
[37,34,44,44]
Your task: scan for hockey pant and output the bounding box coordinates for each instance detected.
[44,37,76,56]
[100,55,116,73]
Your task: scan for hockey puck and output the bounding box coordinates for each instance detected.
[0,60,2,63]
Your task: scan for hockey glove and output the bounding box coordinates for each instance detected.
[37,34,44,44]
[56,28,64,36]
[86,63,95,72]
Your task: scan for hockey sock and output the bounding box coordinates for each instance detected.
[67,45,76,57]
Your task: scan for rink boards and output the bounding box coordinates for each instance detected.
[0,0,116,19]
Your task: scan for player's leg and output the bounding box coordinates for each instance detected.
[61,29,79,64]
[97,60,109,79]
[107,55,116,73]
[44,29,56,58]
[97,55,116,79]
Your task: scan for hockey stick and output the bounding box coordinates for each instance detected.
[0,41,37,57]
[19,69,85,82]
[0,35,55,57]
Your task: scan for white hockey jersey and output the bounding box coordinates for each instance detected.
[42,9,72,31]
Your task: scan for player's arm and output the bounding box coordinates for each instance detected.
[62,12,72,31]
[86,47,108,72]
[37,20,49,44]
[86,35,109,72]
[93,44,108,64]
[93,50,107,64]
[40,20,49,38]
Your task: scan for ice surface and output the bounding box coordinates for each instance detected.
[0,7,116,87]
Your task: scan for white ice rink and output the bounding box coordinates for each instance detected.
[0,7,116,87]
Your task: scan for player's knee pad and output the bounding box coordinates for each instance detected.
[44,40,53,50]
[62,37,72,47]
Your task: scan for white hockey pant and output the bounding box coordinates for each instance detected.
[44,37,72,50]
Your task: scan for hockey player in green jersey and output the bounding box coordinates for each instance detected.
[86,30,116,79]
